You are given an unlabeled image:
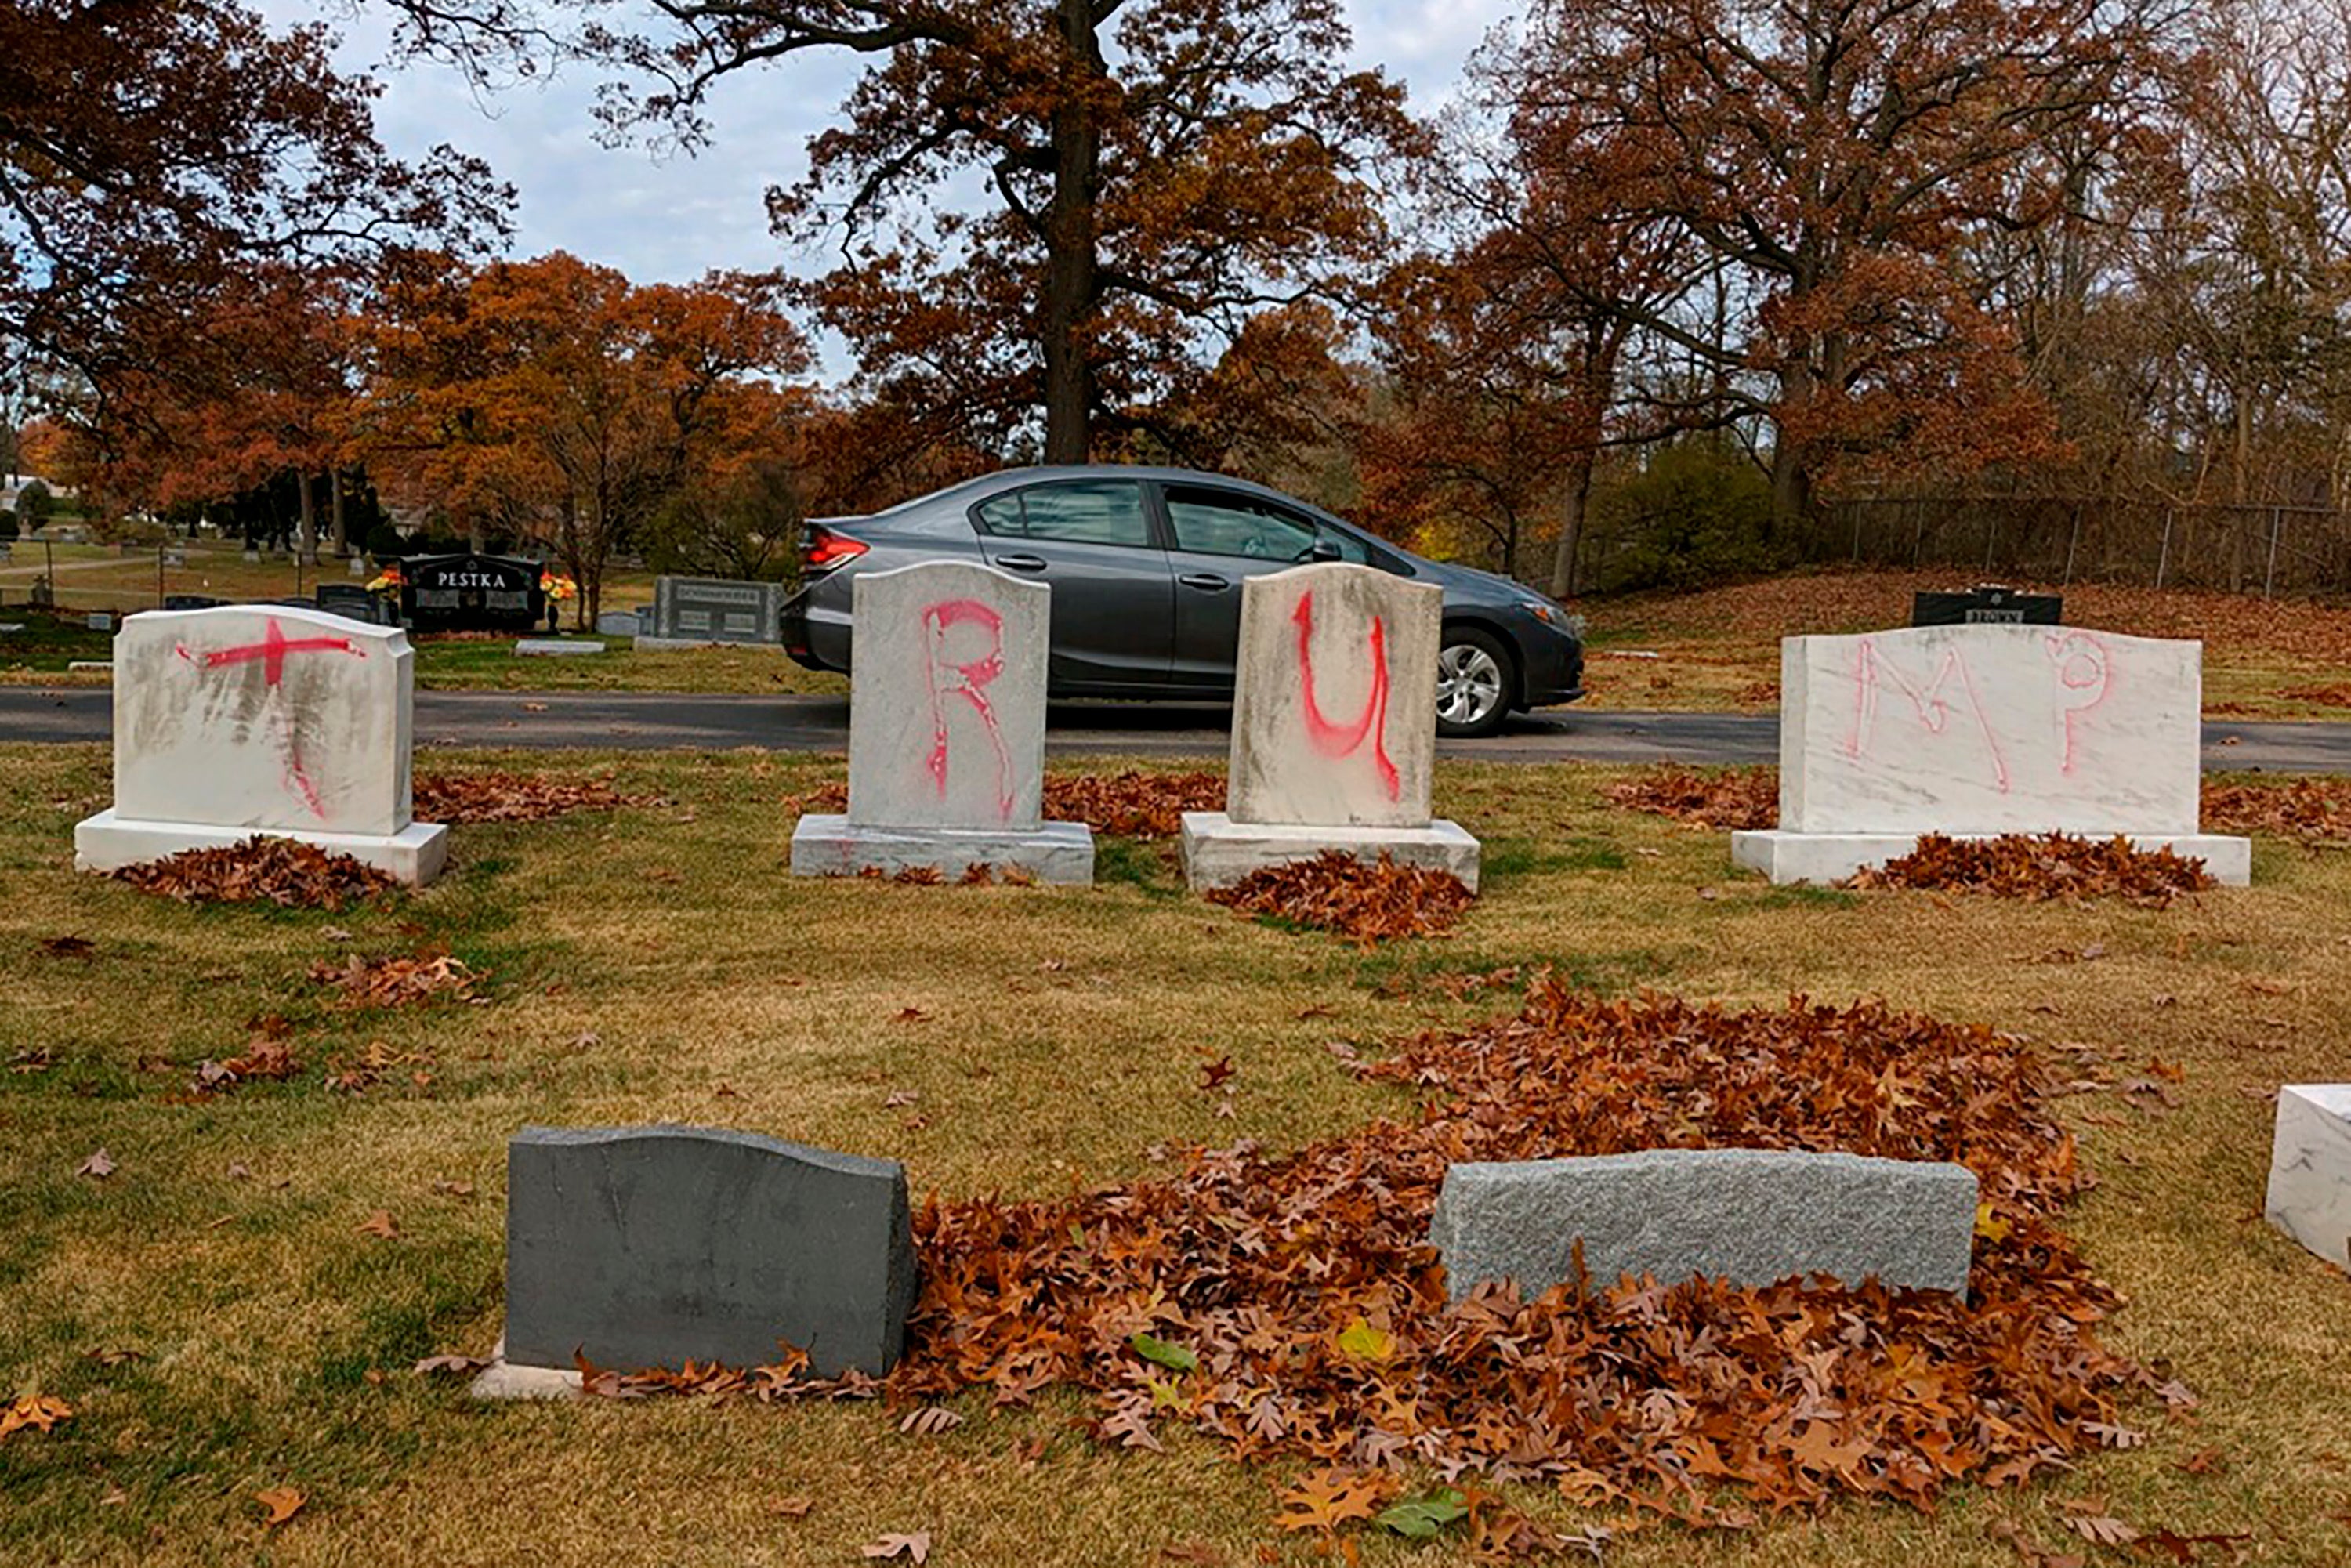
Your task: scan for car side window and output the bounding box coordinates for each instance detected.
[1316,524,1370,564]
[975,481,1152,548]
[1163,487,1320,561]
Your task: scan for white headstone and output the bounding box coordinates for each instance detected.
[74,605,447,883]
[1732,624,2248,884]
[2266,1085,2351,1272]
[790,560,1091,882]
[1226,562,1442,830]
[1181,563,1478,891]
[847,560,1049,831]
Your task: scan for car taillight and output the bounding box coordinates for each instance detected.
[803,527,869,570]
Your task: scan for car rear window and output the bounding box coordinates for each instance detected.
[975,481,1152,548]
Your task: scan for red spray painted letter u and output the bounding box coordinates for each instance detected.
[1293,589,1399,801]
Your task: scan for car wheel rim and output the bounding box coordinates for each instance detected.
[1436,644,1504,726]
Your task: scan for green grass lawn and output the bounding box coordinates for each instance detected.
[2,750,2347,1565]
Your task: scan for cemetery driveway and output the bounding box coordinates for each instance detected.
[3,686,2350,770]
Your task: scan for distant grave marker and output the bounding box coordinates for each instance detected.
[639,575,786,648]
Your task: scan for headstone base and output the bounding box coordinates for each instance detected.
[785,823,1086,884]
[790,814,1093,884]
[631,634,784,652]
[468,1334,584,1401]
[74,811,449,886]
[514,639,604,657]
[1430,1149,1979,1302]
[2266,1084,2351,1272]
[1179,811,1481,893]
[1729,828,2251,887]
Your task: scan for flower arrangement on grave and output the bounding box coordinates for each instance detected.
[540,572,578,603]
[366,563,404,596]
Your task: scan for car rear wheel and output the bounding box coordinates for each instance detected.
[1436,627,1514,739]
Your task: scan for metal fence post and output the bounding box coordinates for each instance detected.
[1982,515,1997,574]
[2156,508,2171,588]
[2063,505,2082,586]
[2265,506,2283,599]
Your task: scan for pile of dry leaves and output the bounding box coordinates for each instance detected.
[1600,766,1777,831]
[1208,852,1475,945]
[309,950,482,1007]
[882,987,2154,1537]
[111,838,397,910]
[1041,770,1225,838]
[2204,779,2351,845]
[411,770,653,824]
[786,770,1225,840]
[1847,833,2215,904]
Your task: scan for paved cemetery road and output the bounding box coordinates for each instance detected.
[5,685,2351,771]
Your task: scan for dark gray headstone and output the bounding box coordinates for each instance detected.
[1429,1148,1978,1302]
[505,1125,918,1376]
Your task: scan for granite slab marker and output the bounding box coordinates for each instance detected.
[2265,1085,2351,1271]
[495,1126,918,1381]
[639,574,787,649]
[791,559,1092,882]
[1428,1148,1980,1302]
[1731,624,2250,885]
[73,604,447,884]
[1181,561,1479,889]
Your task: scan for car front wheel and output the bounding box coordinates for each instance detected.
[1436,627,1514,739]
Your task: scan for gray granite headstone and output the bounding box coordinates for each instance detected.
[651,576,785,644]
[504,1125,918,1376]
[1429,1147,1978,1302]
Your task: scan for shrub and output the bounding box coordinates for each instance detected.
[0,509,16,540]
[16,480,53,527]
[1585,443,1787,592]
[364,520,408,560]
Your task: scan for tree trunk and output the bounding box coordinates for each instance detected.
[295,471,318,566]
[1039,0,1103,464]
[1550,444,1596,600]
[328,470,347,556]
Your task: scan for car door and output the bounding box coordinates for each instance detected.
[1158,483,1355,689]
[971,478,1172,689]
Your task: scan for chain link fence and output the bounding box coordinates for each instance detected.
[1814,496,2351,596]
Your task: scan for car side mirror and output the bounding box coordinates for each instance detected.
[1306,539,1342,563]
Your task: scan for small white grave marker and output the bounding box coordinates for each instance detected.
[74,605,447,883]
[2266,1085,2351,1272]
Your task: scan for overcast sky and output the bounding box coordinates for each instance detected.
[262,1,1510,295]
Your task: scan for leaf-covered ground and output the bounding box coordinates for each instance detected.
[2,746,2347,1566]
[1847,835,2217,906]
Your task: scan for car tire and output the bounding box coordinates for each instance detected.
[1436,625,1515,739]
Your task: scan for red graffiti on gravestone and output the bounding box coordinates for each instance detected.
[1843,635,2011,792]
[919,597,1014,822]
[2044,630,2113,773]
[175,616,367,820]
[1292,588,1400,802]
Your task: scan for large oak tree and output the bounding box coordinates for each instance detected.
[382,0,1405,463]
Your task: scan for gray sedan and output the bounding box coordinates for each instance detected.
[780,465,1584,738]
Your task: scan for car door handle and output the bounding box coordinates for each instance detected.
[995,553,1047,572]
[1178,573,1230,591]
